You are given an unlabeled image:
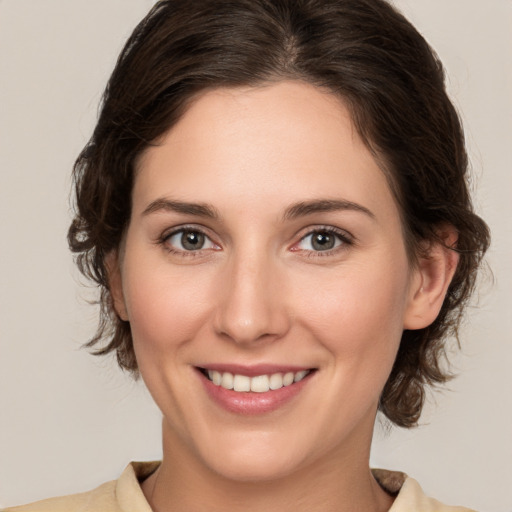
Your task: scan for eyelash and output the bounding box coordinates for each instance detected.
[157,225,354,258]
[158,225,219,258]
[291,226,354,257]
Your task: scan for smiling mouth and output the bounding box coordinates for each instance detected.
[198,368,314,393]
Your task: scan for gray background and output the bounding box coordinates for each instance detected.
[1,1,511,510]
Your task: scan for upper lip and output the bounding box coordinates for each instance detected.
[196,364,315,377]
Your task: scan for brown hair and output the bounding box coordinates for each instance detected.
[68,0,490,427]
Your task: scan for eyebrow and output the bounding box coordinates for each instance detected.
[142,197,374,222]
[142,198,219,219]
[283,199,375,221]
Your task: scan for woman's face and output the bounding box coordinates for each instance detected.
[113,81,423,481]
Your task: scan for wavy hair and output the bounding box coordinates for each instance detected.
[68,0,490,427]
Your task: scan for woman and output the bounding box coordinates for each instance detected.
[5,0,489,510]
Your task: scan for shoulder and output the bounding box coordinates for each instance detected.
[372,469,477,512]
[1,480,117,512]
[2,462,158,512]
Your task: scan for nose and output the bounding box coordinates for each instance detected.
[213,250,290,346]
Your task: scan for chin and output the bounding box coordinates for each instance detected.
[194,432,308,483]
[206,452,301,483]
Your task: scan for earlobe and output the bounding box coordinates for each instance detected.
[403,228,459,330]
[105,251,129,321]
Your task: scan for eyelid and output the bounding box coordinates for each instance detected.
[290,225,355,253]
[158,224,221,254]
[156,223,353,256]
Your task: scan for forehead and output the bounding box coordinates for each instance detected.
[134,81,399,225]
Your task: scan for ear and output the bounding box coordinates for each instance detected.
[105,251,129,321]
[403,227,459,330]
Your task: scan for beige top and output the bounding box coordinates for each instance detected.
[3,462,476,512]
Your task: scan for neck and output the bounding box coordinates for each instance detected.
[142,420,394,512]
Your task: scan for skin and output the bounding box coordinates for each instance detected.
[109,81,458,512]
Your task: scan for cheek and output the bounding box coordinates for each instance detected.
[121,251,216,353]
[294,259,410,377]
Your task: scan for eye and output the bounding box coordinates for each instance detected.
[165,228,217,252]
[294,228,350,252]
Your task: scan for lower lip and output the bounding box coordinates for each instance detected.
[198,370,314,415]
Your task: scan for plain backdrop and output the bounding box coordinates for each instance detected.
[0,1,511,510]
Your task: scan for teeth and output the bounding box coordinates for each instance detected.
[233,374,251,392]
[206,369,311,392]
[283,372,295,386]
[208,370,222,386]
[269,373,284,390]
[294,370,309,382]
[220,372,234,390]
[250,375,269,393]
